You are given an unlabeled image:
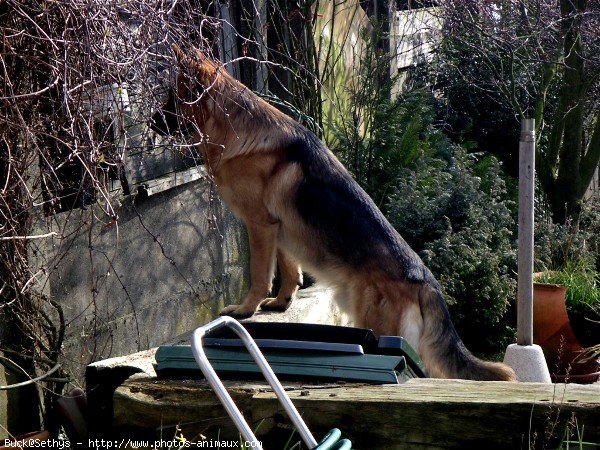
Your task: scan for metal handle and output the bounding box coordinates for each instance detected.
[191,316,318,449]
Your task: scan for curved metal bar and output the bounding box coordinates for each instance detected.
[191,316,318,449]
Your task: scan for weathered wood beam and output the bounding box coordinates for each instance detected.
[112,378,600,449]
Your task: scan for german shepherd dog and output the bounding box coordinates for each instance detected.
[152,46,516,381]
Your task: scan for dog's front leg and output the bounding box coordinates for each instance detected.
[260,248,302,312]
[220,221,278,319]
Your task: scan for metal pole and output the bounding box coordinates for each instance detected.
[190,316,319,449]
[517,118,535,346]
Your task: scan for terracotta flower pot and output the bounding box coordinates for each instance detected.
[533,282,600,383]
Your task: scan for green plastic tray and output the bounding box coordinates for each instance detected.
[155,345,406,384]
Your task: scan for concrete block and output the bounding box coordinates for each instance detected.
[503,343,552,383]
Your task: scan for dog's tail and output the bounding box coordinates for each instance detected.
[418,283,516,381]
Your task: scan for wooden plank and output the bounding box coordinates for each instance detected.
[138,166,206,197]
[113,378,260,429]
[394,8,442,70]
[112,377,600,449]
[253,379,600,449]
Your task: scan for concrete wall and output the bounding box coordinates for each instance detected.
[1,165,249,438]
[37,174,249,384]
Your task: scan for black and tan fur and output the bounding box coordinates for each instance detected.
[152,46,516,381]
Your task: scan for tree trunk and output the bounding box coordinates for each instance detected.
[538,0,599,225]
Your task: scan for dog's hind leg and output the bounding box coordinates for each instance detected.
[260,248,302,312]
[220,220,278,319]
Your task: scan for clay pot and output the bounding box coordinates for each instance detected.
[533,282,600,383]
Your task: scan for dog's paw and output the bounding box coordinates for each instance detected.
[219,304,256,319]
[259,296,293,312]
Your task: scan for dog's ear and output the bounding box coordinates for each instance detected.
[172,44,215,70]
[172,44,218,86]
[172,43,193,67]
[193,47,209,62]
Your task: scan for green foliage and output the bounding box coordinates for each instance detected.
[333,89,452,210]
[534,194,600,348]
[388,150,517,356]
[537,260,600,310]
[423,43,523,178]
[534,193,600,272]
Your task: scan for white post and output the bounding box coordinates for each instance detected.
[504,118,551,382]
[517,118,535,345]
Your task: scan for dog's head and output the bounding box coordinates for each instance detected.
[151,45,294,156]
[150,45,232,138]
[172,44,221,90]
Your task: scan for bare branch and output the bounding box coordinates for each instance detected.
[0,232,58,241]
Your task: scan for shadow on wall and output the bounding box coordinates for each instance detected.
[36,175,249,384]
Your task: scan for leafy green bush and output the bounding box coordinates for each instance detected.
[534,193,600,273]
[332,89,452,211]
[388,150,517,356]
